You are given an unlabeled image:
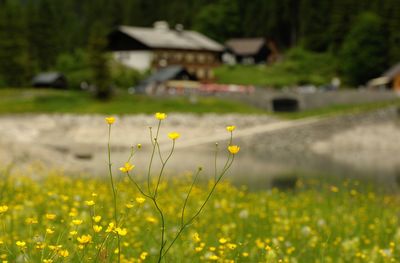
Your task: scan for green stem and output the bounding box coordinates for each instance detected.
[154,140,175,198]
[107,124,120,263]
[181,168,201,227]
[162,156,235,258]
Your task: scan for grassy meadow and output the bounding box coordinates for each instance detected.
[0,166,399,263]
[214,48,337,88]
[0,88,264,115]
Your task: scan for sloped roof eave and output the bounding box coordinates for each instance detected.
[117,25,223,52]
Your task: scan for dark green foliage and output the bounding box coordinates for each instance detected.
[88,23,112,100]
[193,0,241,42]
[0,1,31,87]
[0,0,399,88]
[340,12,388,86]
[55,49,91,89]
[110,63,143,90]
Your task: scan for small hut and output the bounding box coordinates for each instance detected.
[136,66,198,94]
[32,72,68,89]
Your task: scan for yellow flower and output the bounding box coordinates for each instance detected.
[72,219,83,225]
[105,117,115,125]
[46,228,54,234]
[155,112,167,120]
[226,125,236,132]
[209,254,219,260]
[93,225,103,233]
[135,197,145,204]
[16,241,26,248]
[242,252,249,257]
[219,237,228,244]
[85,200,95,206]
[59,249,69,257]
[45,213,56,220]
[0,206,8,214]
[227,243,237,250]
[140,252,148,260]
[43,259,53,263]
[69,231,78,236]
[92,215,101,223]
[77,234,92,244]
[106,222,115,233]
[119,162,135,173]
[228,145,240,155]
[146,216,157,224]
[125,203,134,209]
[193,232,201,243]
[115,227,127,236]
[25,217,38,224]
[168,132,180,140]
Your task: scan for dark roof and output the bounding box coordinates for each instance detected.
[32,72,65,84]
[383,63,400,79]
[144,66,193,83]
[112,24,224,52]
[225,38,266,56]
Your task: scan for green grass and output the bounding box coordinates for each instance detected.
[0,167,399,262]
[215,48,337,87]
[276,99,400,119]
[0,88,265,114]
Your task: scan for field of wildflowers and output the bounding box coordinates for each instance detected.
[1,168,400,262]
[0,113,399,262]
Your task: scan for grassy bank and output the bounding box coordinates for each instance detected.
[215,48,337,88]
[0,167,398,262]
[0,88,264,115]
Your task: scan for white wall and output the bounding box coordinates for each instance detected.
[112,51,154,71]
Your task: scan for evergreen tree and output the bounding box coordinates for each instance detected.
[193,0,241,42]
[0,1,31,87]
[385,0,400,65]
[88,22,111,100]
[340,12,388,85]
[27,0,60,70]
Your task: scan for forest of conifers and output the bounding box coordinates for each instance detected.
[0,0,399,87]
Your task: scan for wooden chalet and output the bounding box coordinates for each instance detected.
[108,21,224,81]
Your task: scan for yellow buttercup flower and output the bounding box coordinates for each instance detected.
[168,132,180,140]
[25,217,38,224]
[59,249,69,257]
[92,215,101,223]
[135,197,145,204]
[0,205,8,214]
[85,200,95,206]
[140,252,148,260]
[46,228,54,234]
[93,225,103,233]
[115,227,128,236]
[219,237,228,244]
[226,125,236,132]
[119,162,135,173]
[105,117,115,125]
[228,145,240,155]
[16,241,26,248]
[155,112,167,120]
[72,219,83,225]
[193,232,201,242]
[46,213,56,220]
[77,234,92,244]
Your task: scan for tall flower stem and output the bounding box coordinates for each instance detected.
[107,124,120,263]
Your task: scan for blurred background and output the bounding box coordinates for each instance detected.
[0,0,400,189]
